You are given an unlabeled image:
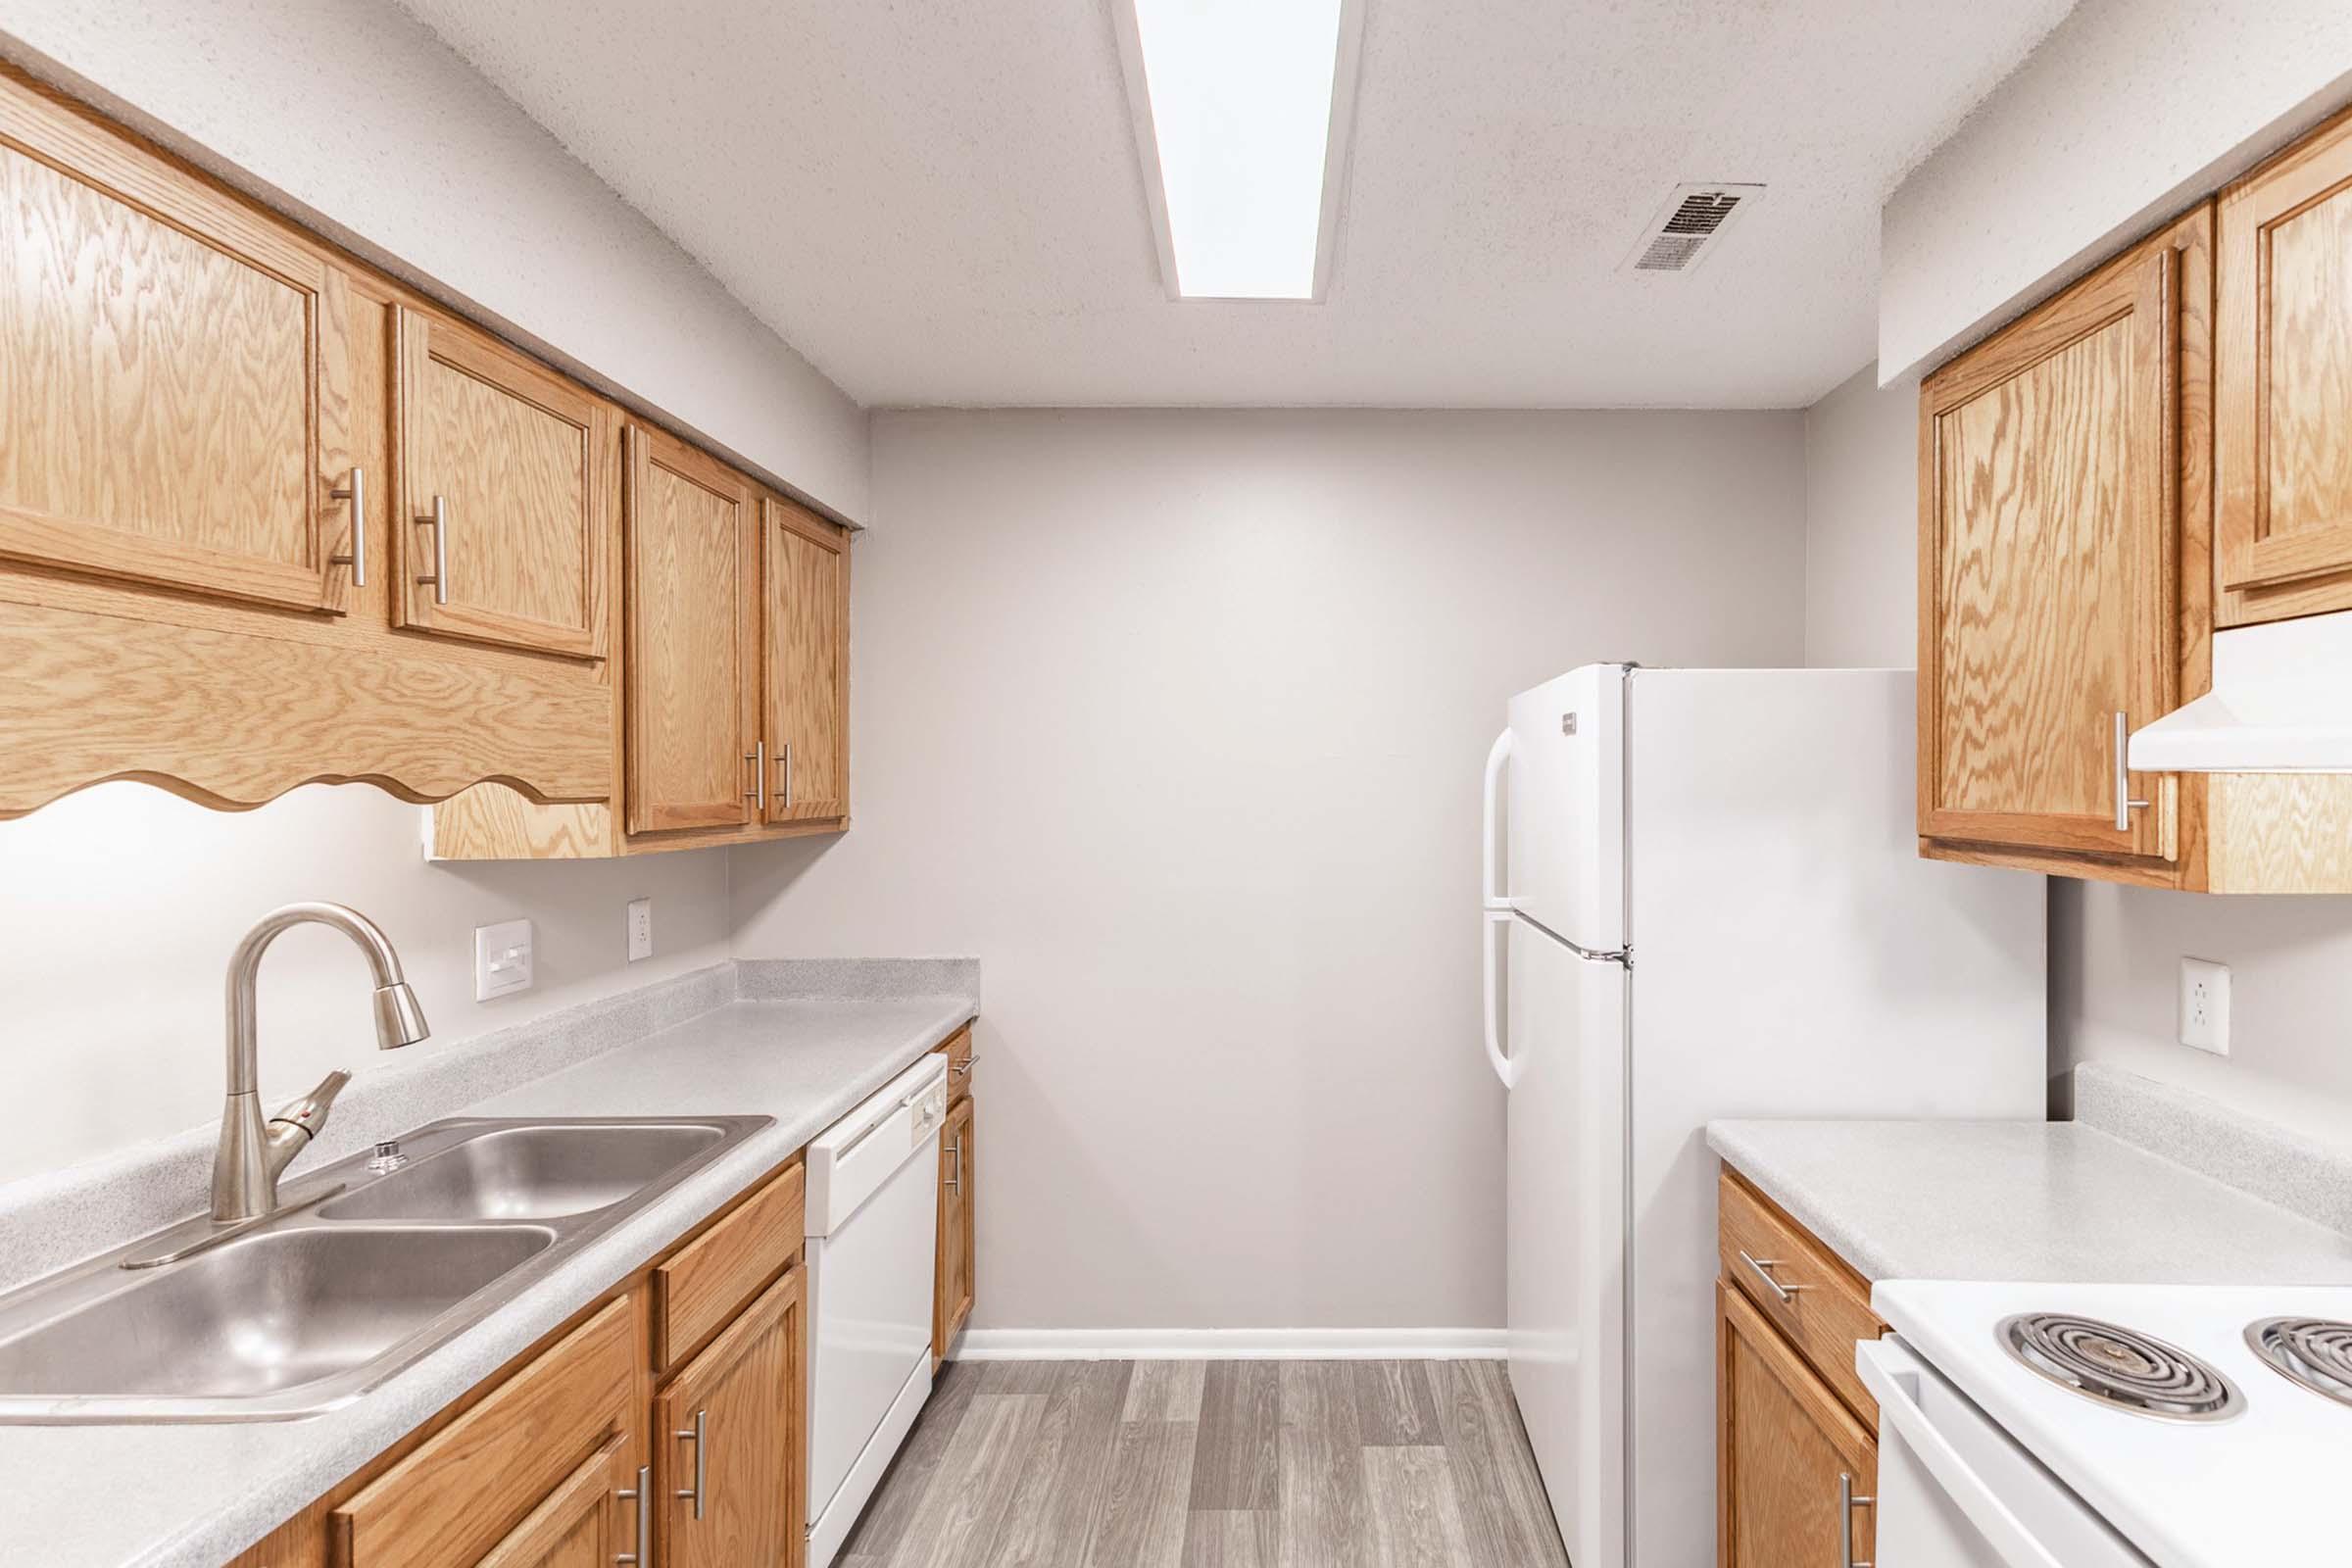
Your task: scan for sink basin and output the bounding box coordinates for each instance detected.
[320,1122,727,1222]
[0,1226,552,1402]
[0,1113,770,1422]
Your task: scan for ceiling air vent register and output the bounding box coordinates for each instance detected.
[1624,183,1763,274]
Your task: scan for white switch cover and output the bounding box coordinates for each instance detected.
[627,898,653,962]
[475,918,534,1002]
[2179,956,2230,1054]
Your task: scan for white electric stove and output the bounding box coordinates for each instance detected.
[1862,1280,2352,1568]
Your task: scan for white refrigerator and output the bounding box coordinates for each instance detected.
[1482,665,2045,1568]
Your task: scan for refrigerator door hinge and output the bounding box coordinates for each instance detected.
[1563,937,1632,968]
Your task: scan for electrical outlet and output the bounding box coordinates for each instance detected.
[474,918,534,1002]
[2179,956,2230,1054]
[627,898,653,962]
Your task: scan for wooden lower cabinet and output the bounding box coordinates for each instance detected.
[1717,1171,1880,1568]
[230,1156,811,1568]
[334,1298,639,1568]
[1719,1285,1877,1568]
[657,1265,805,1568]
[935,1093,975,1365]
[476,1435,640,1568]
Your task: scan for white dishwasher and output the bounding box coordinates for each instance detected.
[804,1054,949,1567]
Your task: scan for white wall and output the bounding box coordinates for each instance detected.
[731,408,1807,1335]
[0,785,728,1185]
[1881,0,2352,381]
[0,1,869,522]
[1804,362,1921,667]
[1798,364,2352,1151]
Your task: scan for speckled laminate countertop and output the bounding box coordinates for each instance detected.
[1707,1117,2352,1287]
[0,983,975,1568]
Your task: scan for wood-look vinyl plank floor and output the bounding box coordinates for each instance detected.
[831,1359,1572,1567]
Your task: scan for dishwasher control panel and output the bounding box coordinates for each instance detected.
[806,1054,951,1235]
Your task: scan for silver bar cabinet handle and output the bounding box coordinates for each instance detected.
[746,740,766,810]
[616,1463,651,1564]
[952,1055,978,1078]
[779,741,793,808]
[947,1134,962,1193]
[327,466,367,586]
[675,1408,707,1520]
[2112,711,2151,832]
[1840,1470,1875,1568]
[1737,1249,1803,1305]
[415,494,449,606]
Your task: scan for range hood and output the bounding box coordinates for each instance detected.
[2129,610,2352,773]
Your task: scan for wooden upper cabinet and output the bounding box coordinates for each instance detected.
[1718,1283,1876,1568]
[762,498,851,823]
[2218,106,2352,624]
[656,1264,804,1568]
[1918,210,2210,864]
[0,75,355,615]
[391,307,612,658]
[625,424,758,834]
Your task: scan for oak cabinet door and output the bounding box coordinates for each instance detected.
[2218,107,2352,623]
[761,497,850,823]
[335,1298,638,1568]
[392,307,611,658]
[934,1094,975,1364]
[1918,219,2195,861]
[0,82,355,614]
[657,1264,805,1568]
[1718,1284,1876,1568]
[475,1436,640,1568]
[625,424,758,834]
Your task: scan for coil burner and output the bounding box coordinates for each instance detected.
[1998,1313,2241,1421]
[2244,1318,2352,1410]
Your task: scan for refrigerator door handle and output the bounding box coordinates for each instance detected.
[1483,908,1519,1089]
[1483,728,1514,912]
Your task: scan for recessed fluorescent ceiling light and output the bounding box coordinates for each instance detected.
[1118,0,1360,301]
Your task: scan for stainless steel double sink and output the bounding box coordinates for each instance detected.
[0,1115,770,1424]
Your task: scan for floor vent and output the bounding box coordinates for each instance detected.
[1623,183,1762,274]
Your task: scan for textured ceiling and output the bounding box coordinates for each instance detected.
[397,0,2075,409]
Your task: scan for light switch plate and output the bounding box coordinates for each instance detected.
[2179,956,2230,1055]
[475,918,534,1002]
[627,898,653,962]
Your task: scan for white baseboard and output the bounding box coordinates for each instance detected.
[954,1328,1505,1361]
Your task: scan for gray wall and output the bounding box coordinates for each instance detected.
[0,785,730,1184]
[730,408,1808,1337]
[1804,363,1922,668]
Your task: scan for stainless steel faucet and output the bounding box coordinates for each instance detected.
[212,903,430,1223]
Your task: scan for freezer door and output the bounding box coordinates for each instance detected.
[1503,913,1629,1568]
[1501,666,1626,953]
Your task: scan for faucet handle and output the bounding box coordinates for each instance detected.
[269,1068,351,1143]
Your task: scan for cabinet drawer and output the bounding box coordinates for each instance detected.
[1718,1170,1881,1423]
[333,1295,634,1568]
[656,1160,804,1370]
[937,1024,974,1103]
